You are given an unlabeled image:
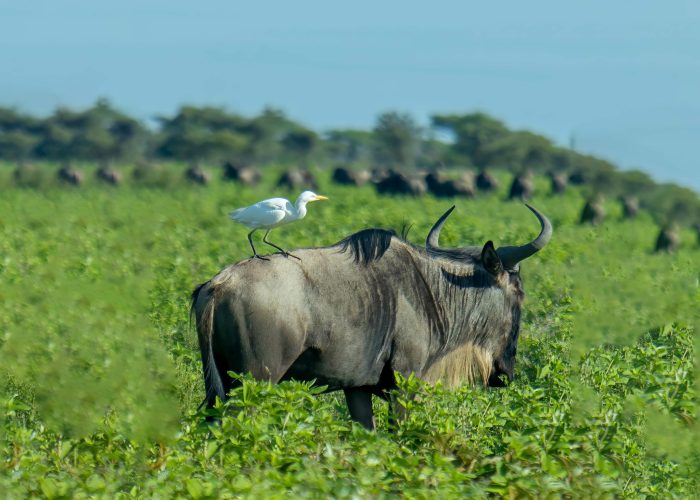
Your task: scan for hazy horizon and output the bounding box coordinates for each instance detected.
[2,1,698,191]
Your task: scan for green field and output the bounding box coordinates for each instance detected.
[1,166,698,497]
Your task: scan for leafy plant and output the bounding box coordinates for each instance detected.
[0,169,697,496]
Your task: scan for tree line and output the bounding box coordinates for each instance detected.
[1,98,698,225]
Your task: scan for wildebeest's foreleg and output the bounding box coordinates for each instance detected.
[343,388,374,430]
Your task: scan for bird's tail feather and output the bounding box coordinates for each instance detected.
[229,208,244,220]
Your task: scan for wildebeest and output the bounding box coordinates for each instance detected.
[655,225,680,253]
[508,171,535,201]
[569,170,586,185]
[580,197,605,225]
[131,161,176,188]
[548,172,568,195]
[185,166,211,185]
[425,171,475,198]
[277,169,319,191]
[13,164,44,188]
[222,161,262,186]
[96,167,122,186]
[191,204,552,429]
[370,168,390,184]
[332,167,371,187]
[57,165,84,186]
[476,170,499,193]
[620,196,640,219]
[375,170,427,196]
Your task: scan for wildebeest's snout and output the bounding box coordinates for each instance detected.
[488,360,513,387]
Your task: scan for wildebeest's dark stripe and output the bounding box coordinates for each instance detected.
[440,268,493,289]
[338,228,394,265]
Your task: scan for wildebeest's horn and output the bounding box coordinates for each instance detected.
[426,205,456,250]
[496,204,552,269]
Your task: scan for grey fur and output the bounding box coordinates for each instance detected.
[192,206,551,429]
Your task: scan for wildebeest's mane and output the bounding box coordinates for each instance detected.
[338,228,395,265]
[337,227,486,269]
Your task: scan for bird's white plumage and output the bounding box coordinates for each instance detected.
[229,190,328,233]
[229,198,293,229]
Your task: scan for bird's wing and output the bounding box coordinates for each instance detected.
[229,198,291,228]
[257,198,293,211]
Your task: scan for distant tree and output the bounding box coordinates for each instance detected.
[478,131,554,172]
[667,197,700,226]
[35,123,74,164]
[373,111,421,169]
[550,147,572,172]
[418,130,454,169]
[0,107,40,133]
[0,107,42,164]
[616,170,655,196]
[160,105,247,133]
[33,99,148,167]
[431,112,509,166]
[109,117,146,161]
[568,153,618,194]
[281,129,318,165]
[245,107,300,163]
[639,183,700,225]
[156,128,210,167]
[207,130,249,161]
[71,99,149,166]
[0,130,39,165]
[156,106,250,166]
[324,129,374,164]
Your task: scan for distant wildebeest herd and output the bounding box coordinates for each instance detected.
[10,161,699,253]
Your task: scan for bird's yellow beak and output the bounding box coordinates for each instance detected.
[313,195,329,201]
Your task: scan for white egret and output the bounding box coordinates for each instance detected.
[229,190,328,260]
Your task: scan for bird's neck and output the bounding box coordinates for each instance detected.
[293,197,308,219]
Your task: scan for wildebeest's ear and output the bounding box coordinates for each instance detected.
[481,241,504,275]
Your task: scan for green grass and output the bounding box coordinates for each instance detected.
[1,166,698,497]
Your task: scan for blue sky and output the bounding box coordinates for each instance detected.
[1,1,698,190]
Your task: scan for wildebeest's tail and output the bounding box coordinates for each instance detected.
[191,282,226,409]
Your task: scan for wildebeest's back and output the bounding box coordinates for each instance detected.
[206,243,428,388]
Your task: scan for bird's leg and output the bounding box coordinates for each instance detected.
[248,230,269,261]
[263,230,301,261]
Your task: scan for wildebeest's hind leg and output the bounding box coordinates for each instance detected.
[343,388,375,430]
